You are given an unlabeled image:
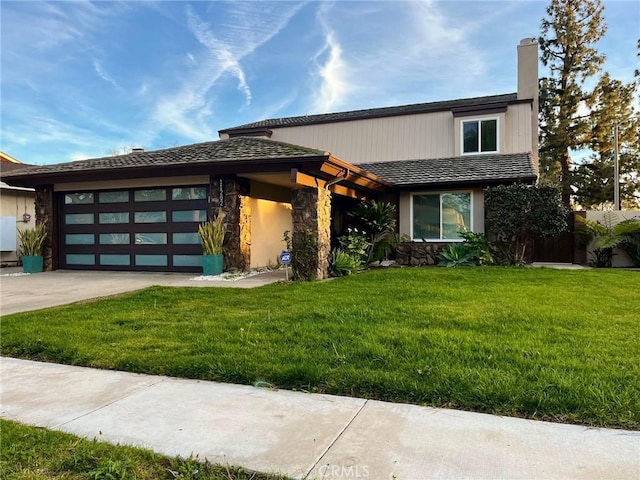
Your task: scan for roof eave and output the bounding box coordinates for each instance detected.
[1,154,332,188]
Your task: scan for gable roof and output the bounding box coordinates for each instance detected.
[359,153,537,188]
[220,93,526,134]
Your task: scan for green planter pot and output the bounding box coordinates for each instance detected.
[202,254,223,276]
[22,256,44,274]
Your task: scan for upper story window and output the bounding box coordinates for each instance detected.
[462,118,498,154]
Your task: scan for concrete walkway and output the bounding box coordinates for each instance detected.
[1,358,638,479]
[0,269,286,316]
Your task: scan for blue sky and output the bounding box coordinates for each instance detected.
[1,0,638,165]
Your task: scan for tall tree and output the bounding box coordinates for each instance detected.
[572,74,640,209]
[538,0,607,206]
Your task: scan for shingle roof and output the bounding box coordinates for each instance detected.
[358,153,537,187]
[1,137,328,179]
[220,93,523,133]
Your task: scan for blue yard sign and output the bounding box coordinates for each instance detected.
[280,251,292,265]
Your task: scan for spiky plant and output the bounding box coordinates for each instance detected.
[18,223,47,257]
[198,211,225,255]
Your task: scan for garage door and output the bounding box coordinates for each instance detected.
[59,185,208,272]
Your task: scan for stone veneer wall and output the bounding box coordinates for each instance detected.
[291,187,331,279]
[395,242,446,266]
[209,176,251,271]
[34,185,56,271]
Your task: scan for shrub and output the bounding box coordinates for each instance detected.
[329,249,363,276]
[485,184,568,265]
[437,243,477,267]
[348,200,397,264]
[458,231,495,265]
[576,214,640,267]
[283,229,318,281]
[337,228,369,263]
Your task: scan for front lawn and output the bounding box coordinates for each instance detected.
[2,267,638,429]
[0,419,282,479]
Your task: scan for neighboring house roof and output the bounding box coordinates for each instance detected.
[359,153,537,188]
[0,151,23,164]
[220,93,526,134]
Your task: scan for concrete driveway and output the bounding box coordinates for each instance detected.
[0,268,285,316]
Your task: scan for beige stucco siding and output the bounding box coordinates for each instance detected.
[399,188,484,239]
[270,111,455,164]
[250,198,291,268]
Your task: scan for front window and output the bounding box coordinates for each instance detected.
[412,193,471,241]
[462,119,498,154]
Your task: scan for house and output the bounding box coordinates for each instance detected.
[0,152,36,265]
[2,39,538,277]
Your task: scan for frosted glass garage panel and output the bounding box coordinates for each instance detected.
[100,254,130,266]
[172,210,207,222]
[99,212,129,224]
[100,233,130,245]
[172,187,207,200]
[135,233,167,244]
[99,191,129,203]
[66,254,95,265]
[134,211,167,223]
[65,193,93,204]
[65,213,94,225]
[135,254,167,266]
[65,234,94,245]
[173,255,203,267]
[173,232,201,244]
[134,189,166,202]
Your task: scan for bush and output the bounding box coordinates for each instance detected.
[437,243,477,267]
[485,184,568,265]
[329,249,363,276]
[348,200,397,264]
[283,229,318,281]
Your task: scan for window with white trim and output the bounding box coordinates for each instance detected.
[412,192,472,241]
[462,118,498,154]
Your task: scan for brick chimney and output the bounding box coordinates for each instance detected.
[517,38,539,173]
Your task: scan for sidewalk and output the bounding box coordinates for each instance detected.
[1,357,638,479]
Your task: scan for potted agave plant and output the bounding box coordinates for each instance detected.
[198,211,225,275]
[18,222,47,273]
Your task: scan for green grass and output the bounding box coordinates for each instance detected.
[2,267,639,429]
[0,419,283,479]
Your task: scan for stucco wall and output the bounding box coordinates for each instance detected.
[585,210,640,267]
[250,198,292,268]
[1,186,36,263]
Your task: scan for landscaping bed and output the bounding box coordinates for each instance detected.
[2,267,638,429]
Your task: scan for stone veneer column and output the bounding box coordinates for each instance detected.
[209,176,251,271]
[34,185,57,271]
[291,186,331,280]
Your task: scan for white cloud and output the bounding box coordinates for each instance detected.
[312,29,349,113]
[152,3,303,141]
[92,60,121,90]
